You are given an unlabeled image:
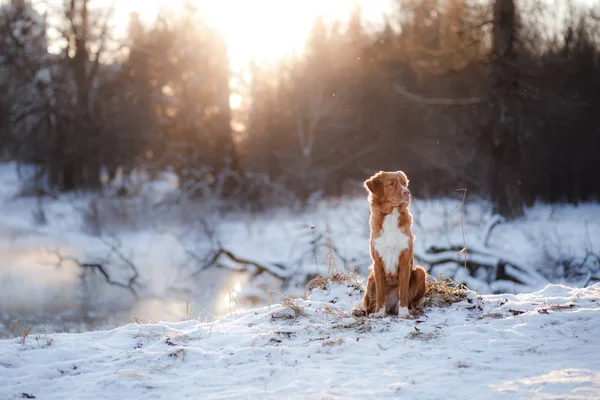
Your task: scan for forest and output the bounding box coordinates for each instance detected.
[0,0,600,218]
[0,0,598,219]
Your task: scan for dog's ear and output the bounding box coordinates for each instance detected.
[397,170,409,186]
[364,173,384,198]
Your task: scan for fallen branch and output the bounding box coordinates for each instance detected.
[489,279,533,294]
[166,230,293,282]
[174,222,358,285]
[480,215,506,247]
[52,252,139,300]
[190,247,292,281]
[415,241,549,291]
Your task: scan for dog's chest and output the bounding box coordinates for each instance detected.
[373,209,410,275]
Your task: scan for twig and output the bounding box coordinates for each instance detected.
[453,189,469,286]
[98,236,140,287]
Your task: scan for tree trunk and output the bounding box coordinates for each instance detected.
[489,0,524,219]
[212,37,239,196]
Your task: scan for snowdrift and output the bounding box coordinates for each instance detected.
[1,279,599,399]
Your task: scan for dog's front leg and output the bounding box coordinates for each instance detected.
[398,249,412,318]
[372,261,387,318]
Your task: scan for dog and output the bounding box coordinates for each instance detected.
[353,170,427,318]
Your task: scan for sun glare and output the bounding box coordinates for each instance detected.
[118,0,390,71]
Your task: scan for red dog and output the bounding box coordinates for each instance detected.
[354,170,426,318]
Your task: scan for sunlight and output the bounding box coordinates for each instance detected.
[116,0,390,71]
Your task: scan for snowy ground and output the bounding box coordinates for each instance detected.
[1,280,599,399]
[1,161,599,335]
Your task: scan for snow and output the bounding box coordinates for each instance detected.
[0,281,599,399]
[1,161,600,335]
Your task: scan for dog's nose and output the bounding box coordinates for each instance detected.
[402,188,410,197]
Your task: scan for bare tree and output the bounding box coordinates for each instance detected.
[487,0,525,218]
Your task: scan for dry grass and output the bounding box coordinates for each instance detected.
[549,303,577,311]
[406,330,440,341]
[332,319,372,333]
[305,231,363,294]
[305,270,361,293]
[133,316,156,325]
[32,330,53,348]
[270,296,307,320]
[322,337,345,347]
[477,312,504,320]
[423,275,468,308]
[283,296,306,315]
[7,320,31,344]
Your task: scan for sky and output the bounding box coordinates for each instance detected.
[118,0,392,70]
[30,0,392,71]
[30,0,598,72]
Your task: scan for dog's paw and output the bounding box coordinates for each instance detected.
[352,307,367,318]
[370,308,386,318]
[398,307,411,319]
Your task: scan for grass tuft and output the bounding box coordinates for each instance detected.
[406,330,440,341]
[271,296,307,320]
[332,320,372,333]
[283,296,306,316]
[423,275,468,308]
[8,320,31,345]
[305,232,364,294]
[305,270,361,293]
[322,337,344,347]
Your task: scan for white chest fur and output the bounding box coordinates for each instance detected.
[373,209,411,275]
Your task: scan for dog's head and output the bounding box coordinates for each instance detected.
[364,170,411,208]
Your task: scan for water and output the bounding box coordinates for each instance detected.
[0,242,259,339]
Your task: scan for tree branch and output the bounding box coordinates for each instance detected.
[394,85,483,106]
[98,236,140,287]
[52,251,139,299]
[481,215,506,247]
[189,247,291,281]
[88,0,116,85]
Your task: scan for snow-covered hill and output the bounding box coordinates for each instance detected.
[1,279,598,399]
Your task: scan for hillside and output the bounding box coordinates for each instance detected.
[1,279,599,399]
